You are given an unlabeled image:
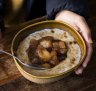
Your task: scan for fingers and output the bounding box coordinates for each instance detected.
[75,33,93,75]
[82,43,93,68]
[75,18,93,75]
[75,31,93,75]
[76,17,93,67]
[62,21,93,75]
[75,66,84,75]
[75,43,93,75]
[76,17,93,43]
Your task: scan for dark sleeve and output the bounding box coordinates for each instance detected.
[0,0,4,31]
[46,0,88,20]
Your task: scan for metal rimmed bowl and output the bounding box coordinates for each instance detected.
[11,20,86,84]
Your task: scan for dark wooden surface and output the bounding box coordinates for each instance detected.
[0,1,96,91]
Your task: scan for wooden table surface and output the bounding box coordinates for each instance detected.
[0,0,96,87]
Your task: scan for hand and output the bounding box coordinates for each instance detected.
[55,10,93,75]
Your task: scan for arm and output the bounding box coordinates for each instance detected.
[46,0,93,75]
[46,0,88,20]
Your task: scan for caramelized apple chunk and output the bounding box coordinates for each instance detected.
[36,45,51,62]
[40,40,52,48]
[59,41,66,49]
[27,36,68,68]
[50,56,59,66]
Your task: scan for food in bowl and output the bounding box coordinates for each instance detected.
[17,28,81,71]
[26,36,68,68]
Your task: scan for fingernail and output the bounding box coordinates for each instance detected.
[88,36,93,43]
[75,69,82,75]
[78,69,82,74]
[89,39,93,43]
[83,63,87,68]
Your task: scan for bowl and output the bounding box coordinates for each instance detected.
[11,20,86,84]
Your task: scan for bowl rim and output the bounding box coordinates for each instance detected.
[11,20,87,79]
